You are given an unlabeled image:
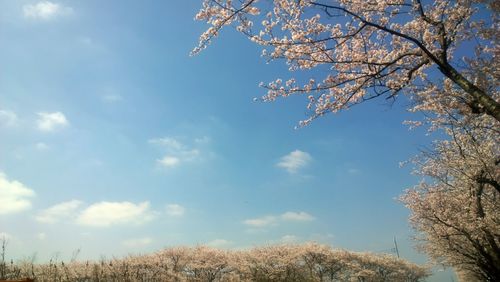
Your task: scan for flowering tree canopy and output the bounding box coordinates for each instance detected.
[193,0,499,126]
[401,113,500,281]
[1,243,429,281]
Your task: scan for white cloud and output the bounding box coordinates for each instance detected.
[76,201,154,227]
[122,237,153,248]
[0,172,35,215]
[244,211,315,228]
[23,1,73,20]
[150,137,206,169]
[207,239,232,248]
[166,204,185,217]
[277,150,312,173]
[243,215,277,227]
[158,156,180,168]
[183,149,200,160]
[0,110,18,127]
[36,112,69,132]
[149,137,184,151]
[281,211,315,221]
[35,200,82,224]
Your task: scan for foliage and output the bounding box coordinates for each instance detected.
[1,243,428,282]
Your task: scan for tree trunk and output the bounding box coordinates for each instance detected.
[439,64,500,122]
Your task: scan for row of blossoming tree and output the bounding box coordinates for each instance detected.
[1,243,428,281]
[193,0,499,281]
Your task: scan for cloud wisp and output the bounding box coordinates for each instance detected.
[36,112,69,132]
[243,215,277,228]
[207,239,232,248]
[149,137,208,169]
[35,142,49,151]
[158,156,180,168]
[281,211,315,221]
[276,150,312,173]
[122,237,153,248]
[23,1,73,20]
[243,211,315,228]
[0,110,18,127]
[166,204,185,217]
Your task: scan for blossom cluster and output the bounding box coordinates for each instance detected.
[194,0,498,125]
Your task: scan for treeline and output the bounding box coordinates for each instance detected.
[0,243,428,281]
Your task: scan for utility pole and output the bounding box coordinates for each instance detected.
[393,236,400,258]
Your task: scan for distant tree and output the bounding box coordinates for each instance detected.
[193,0,499,125]
[1,244,428,281]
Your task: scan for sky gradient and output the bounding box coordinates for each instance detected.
[0,1,454,280]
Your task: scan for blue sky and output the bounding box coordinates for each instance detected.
[0,1,453,280]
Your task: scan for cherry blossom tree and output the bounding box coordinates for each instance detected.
[193,0,499,126]
[184,246,231,281]
[401,112,499,281]
[193,2,499,280]
[2,244,428,281]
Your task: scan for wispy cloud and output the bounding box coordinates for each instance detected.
[158,156,180,168]
[35,142,49,151]
[122,237,153,248]
[0,172,35,215]
[277,150,312,173]
[35,200,82,224]
[166,204,185,217]
[36,112,69,132]
[149,137,207,169]
[243,211,315,228]
[149,137,184,150]
[0,110,18,127]
[76,201,154,227]
[23,1,73,20]
[194,136,211,144]
[281,211,315,221]
[207,239,232,248]
[243,215,277,228]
